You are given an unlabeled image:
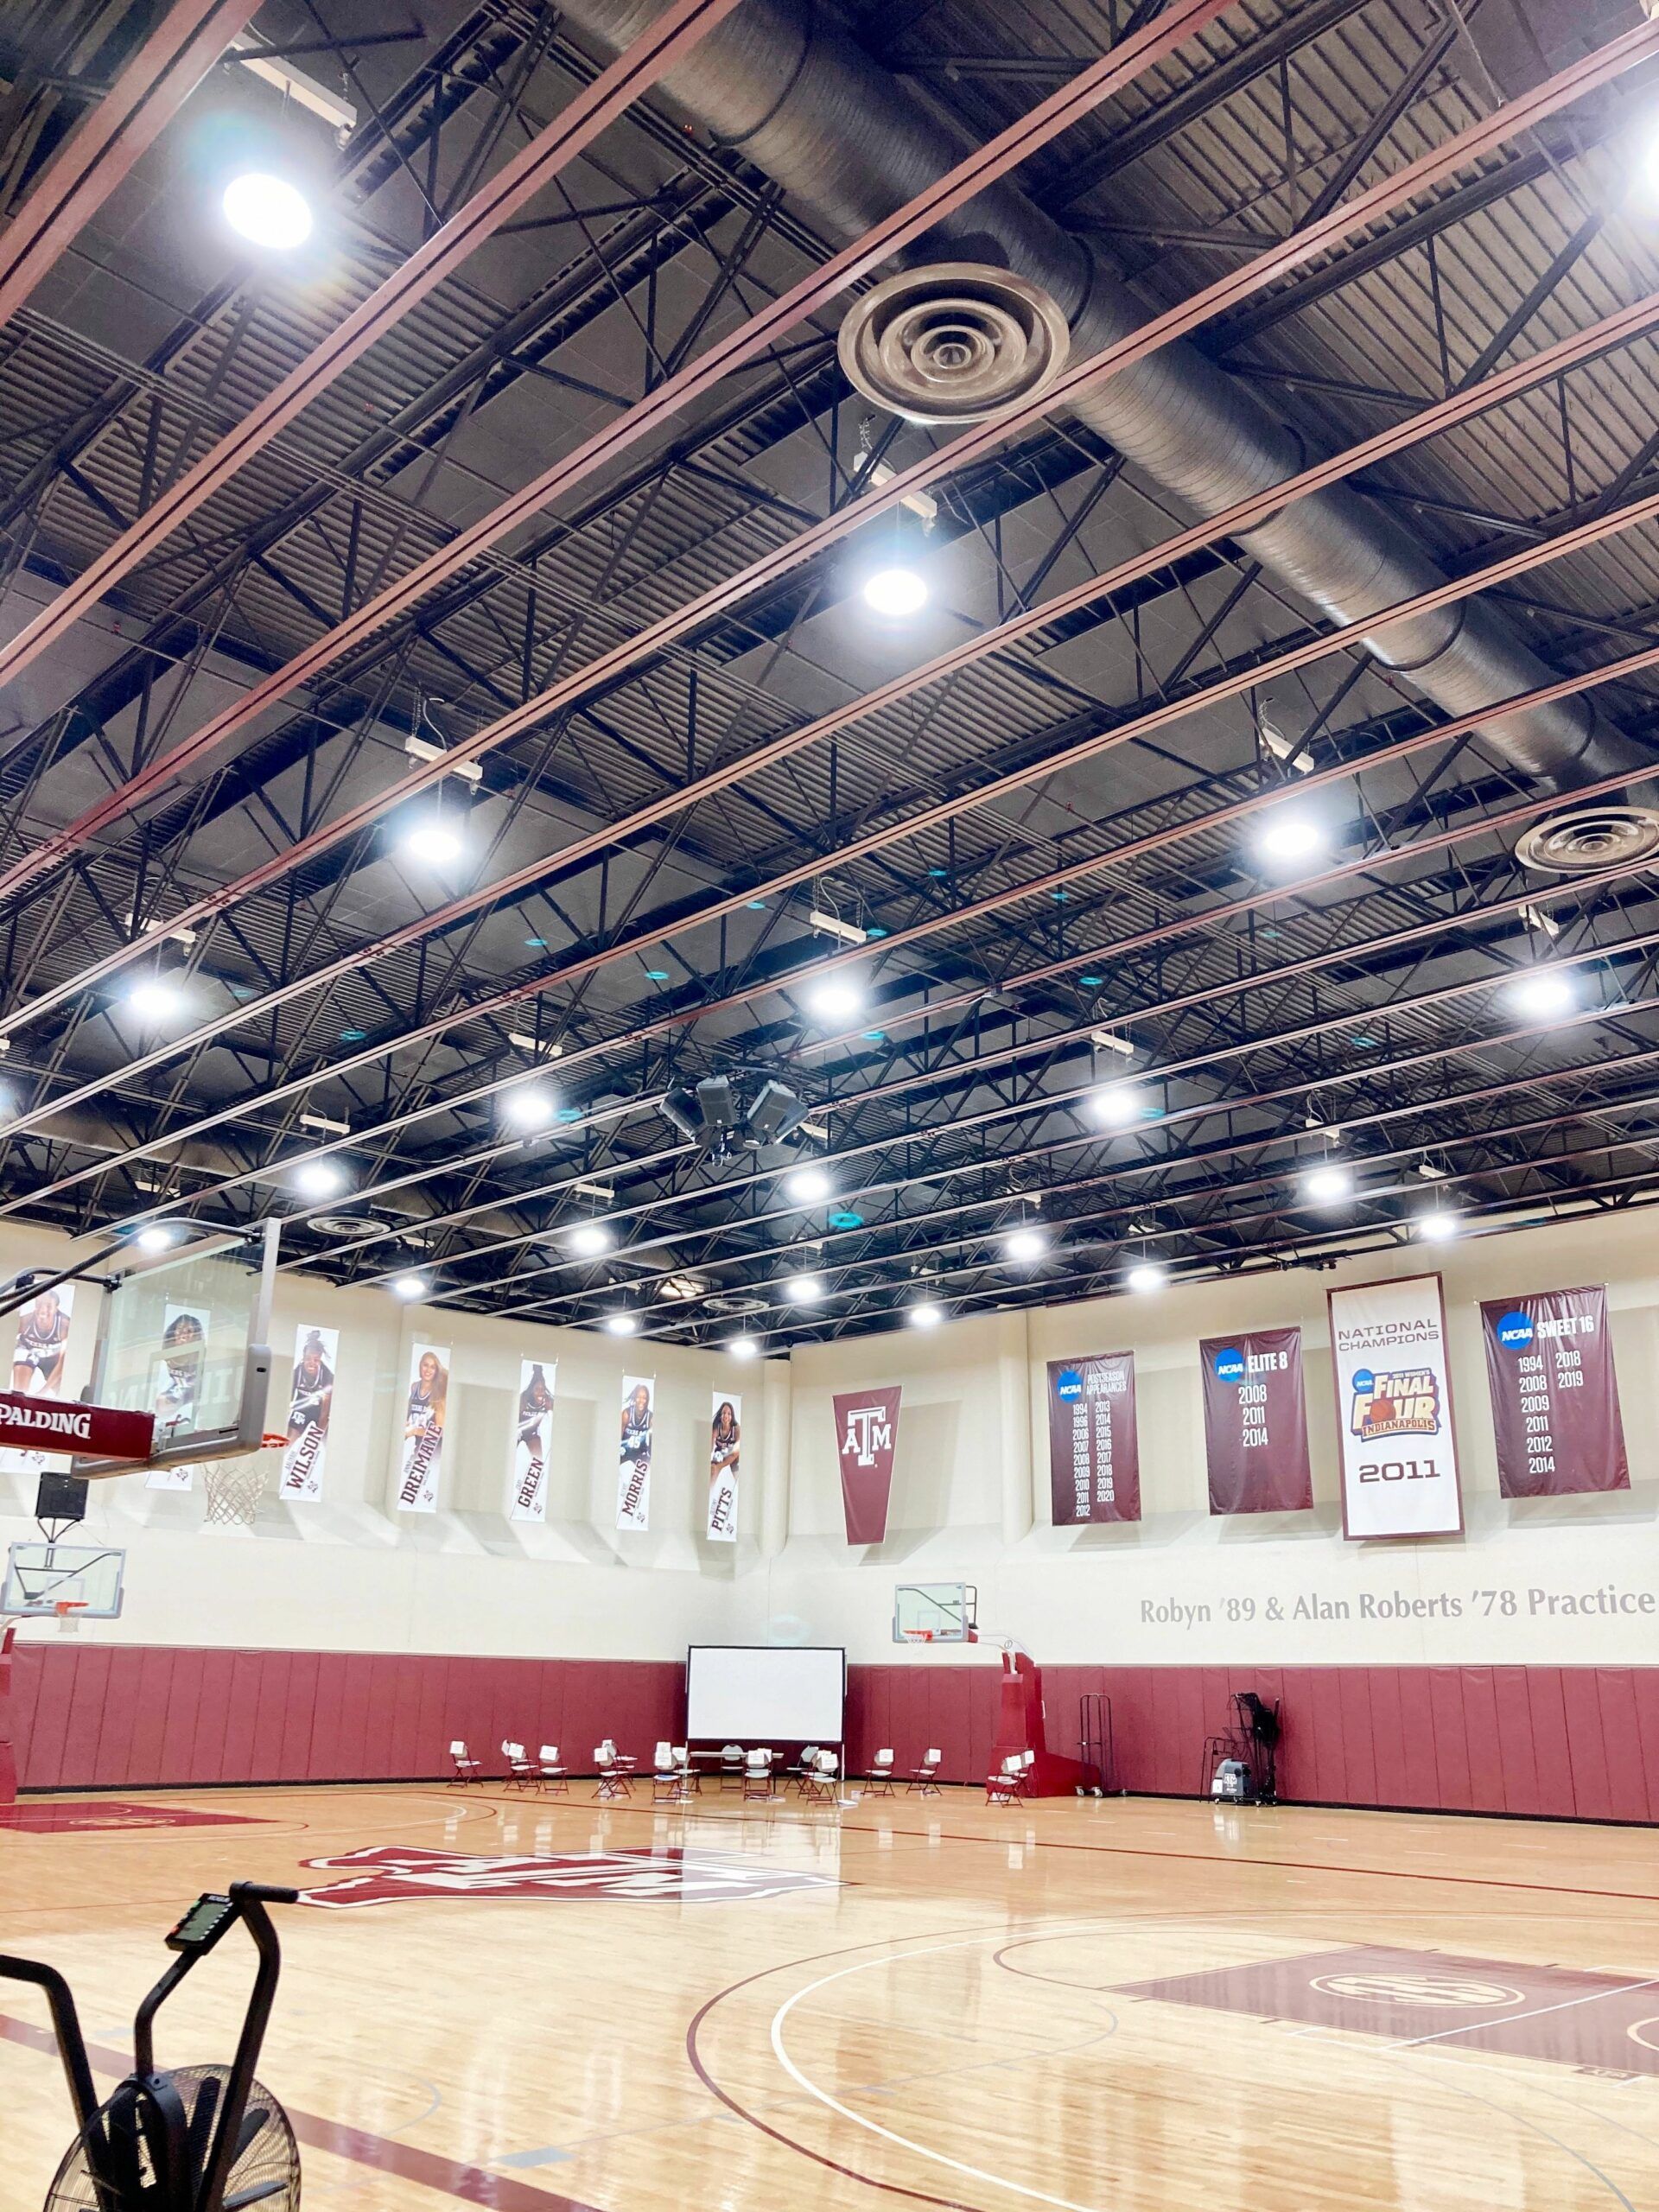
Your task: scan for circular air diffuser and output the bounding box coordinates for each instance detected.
[838,264,1070,424]
[1514,804,1659,875]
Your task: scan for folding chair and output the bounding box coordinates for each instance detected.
[787,1745,821,1794]
[719,1743,745,1792]
[865,1748,896,1796]
[447,1739,482,1787]
[986,1753,1026,1806]
[742,1747,774,1801]
[906,1746,943,1796]
[652,1741,692,1803]
[538,1744,569,1796]
[675,1743,700,1793]
[594,1745,632,1801]
[799,1749,839,1803]
[502,1740,539,1790]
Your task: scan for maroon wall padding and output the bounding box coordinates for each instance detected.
[10,1643,683,1790]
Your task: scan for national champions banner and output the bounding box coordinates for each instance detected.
[511,1360,556,1522]
[397,1343,449,1513]
[1480,1285,1628,1498]
[1046,1355,1139,1524]
[617,1374,654,1530]
[1199,1327,1313,1515]
[708,1390,741,1541]
[0,1281,75,1478]
[834,1385,901,1544]
[1327,1274,1463,1539]
[278,1325,337,1502]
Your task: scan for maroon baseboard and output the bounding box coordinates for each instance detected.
[8,1644,1656,1822]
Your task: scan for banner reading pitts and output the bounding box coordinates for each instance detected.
[278,1325,337,1502]
[397,1343,449,1513]
[0,1282,74,1478]
[1327,1273,1464,1539]
[1199,1328,1313,1514]
[617,1375,654,1530]
[834,1386,901,1544]
[1046,1355,1139,1524]
[1480,1285,1628,1498]
[707,1391,741,1541]
[512,1360,556,1523]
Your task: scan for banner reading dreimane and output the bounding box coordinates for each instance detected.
[0,1391,152,1459]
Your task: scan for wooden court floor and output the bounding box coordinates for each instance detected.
[4,1778,1659,2211]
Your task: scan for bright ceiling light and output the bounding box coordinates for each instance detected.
[862,567,928,619]
[1002,1225,1047,1264]
[400,820,463,868]
[1126,1261,1165,1294]
[135,1224,177,1255]
[390,1272,429,1300]
[1300,1161,1352,1205]
[1416,1209,1460,1243]
[910,1300,943,1329]
[568,1221,613,1257]
[786,1272,824,1303]
[504,1087,556,1130]
[1257,812,1325,867]
[803,972,864,1024]
[785,1163,833,1204]
[222,172,314,251]
[603,1312,638,1336]
[293,1160,344,1200]
[126,977,183,1024]
[1090,1085,1146,1129]
[1505,969,1574,1021]
[728,1335,760,1359]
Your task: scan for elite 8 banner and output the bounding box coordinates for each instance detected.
[1199,1328,1313,1514]
[1480,1286,1628,1497]
[397,1343,449,1513]
[617,1375,654,1530]
[278,1325,336,1501]
[1326,1274,1464,1539]
[511,1360,556,1522]
[707,1390,741,1541]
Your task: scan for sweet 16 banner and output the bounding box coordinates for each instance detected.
[278,1325,337,1502]
[1480,1285,1628,1498]
[511,1360,556,1522]
[1199,1328,1313,1515]
[1327,1274,1463,1539]
[1046,1355,1139,1524]
[397,1343,449,1513]
[617,1375,654,1530]
[834,1385,901,1544]
[707,1390,741,1541]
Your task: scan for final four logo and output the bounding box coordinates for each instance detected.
[1348,1365,1441,1441]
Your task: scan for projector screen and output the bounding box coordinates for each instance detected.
[686,1645,846,1742]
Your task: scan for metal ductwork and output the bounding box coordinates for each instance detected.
[562,0,1643,788]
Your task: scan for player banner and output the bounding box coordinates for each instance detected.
[1327,1274,1464,1539]
[0,1282,74,1478]
[1200,1328,1313,1515]
[834,1385,901,1544]
[279,1325,337,1502]
[1480,1286,1628,1498]
[397,1343,449,1513]
[617,1374,654,1530]
[512,1360,556,1522]
[1046,1355,1139,1524]
[708,1390,741,1541]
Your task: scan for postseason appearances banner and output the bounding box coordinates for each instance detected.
[1046,1356,1139,1524]
[708,1391,741,1541]
[1199,1329,1313,1515]
[278,1325,336,1502]
[834,1386,901,1543]
[397,1343,449,1513]
[1480,1286,1628,1498]
[617,1375,654,1530]
[511,1360,556,1522]
[1327,1274,1463,1540]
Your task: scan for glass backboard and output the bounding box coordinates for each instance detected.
[893,1582,977,1643]
[73,1224,276,1477]
[3,1541,124,1618]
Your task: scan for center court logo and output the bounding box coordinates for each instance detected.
[1494,1309,1534,1351]
[297,1845,842,1910]
[1311,1970,1522,2009]
[1212,1346,1246,1384]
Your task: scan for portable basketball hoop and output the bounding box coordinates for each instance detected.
[202,1439,283,1529]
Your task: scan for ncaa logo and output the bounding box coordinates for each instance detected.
[1495,1309,1534,1351]
[1056,1368,1084,1402]
[1350,1366,1375,1396]
[1212,1346,1246,1384]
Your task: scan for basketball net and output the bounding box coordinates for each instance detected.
[200,1434,286,1528]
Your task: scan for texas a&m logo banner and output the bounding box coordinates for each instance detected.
[834,1384,901,1543]
[1326,1274,1464,1539]
[297,1844,840,1909]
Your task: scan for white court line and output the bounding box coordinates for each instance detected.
[1395,1975,1659,2050]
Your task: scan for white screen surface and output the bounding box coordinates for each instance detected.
[686,1645,845,1741]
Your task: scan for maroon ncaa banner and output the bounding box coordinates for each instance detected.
[833,1386,901,1544]
[0,1391,153,1460]
[1046,1356,1140,1524]
[1480,1285,1629,1498]
[1199,1328,1313,1514]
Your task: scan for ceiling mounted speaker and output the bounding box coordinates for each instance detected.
[1515,804,1659,875]
[838,264,1070,425]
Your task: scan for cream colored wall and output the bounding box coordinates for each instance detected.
[759,1211,1659,1669]
[0,1224,758,1657]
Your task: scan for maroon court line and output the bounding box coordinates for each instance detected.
[0,2013,604,2212]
